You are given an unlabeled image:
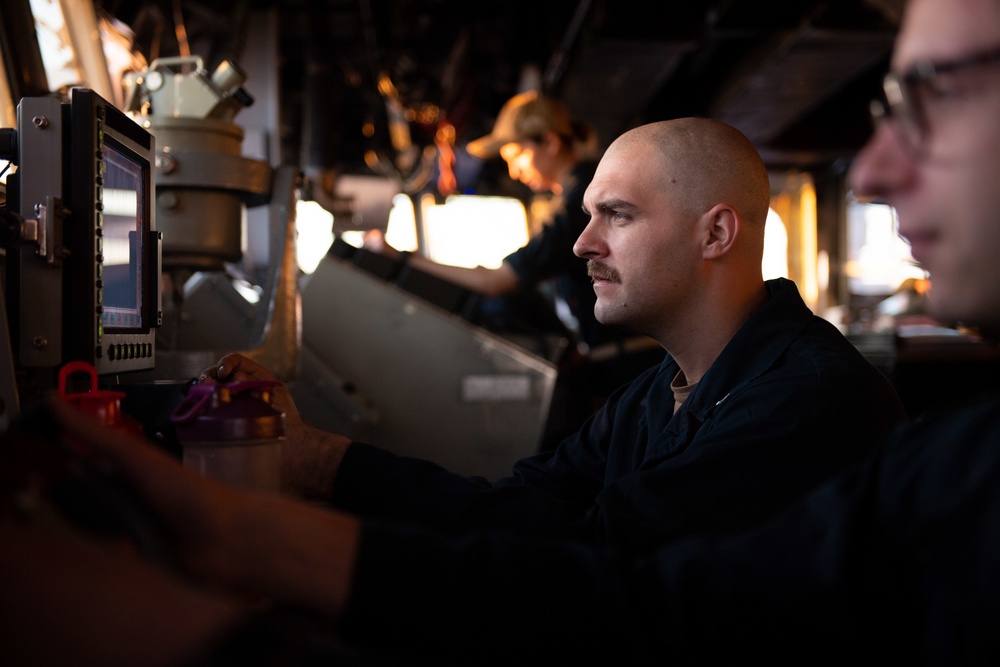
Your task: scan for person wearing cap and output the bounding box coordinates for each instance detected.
[365,91,665,442]
[368,91,604,345]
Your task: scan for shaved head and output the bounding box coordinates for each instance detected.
[608,118,771,252]
[577,116,773,355]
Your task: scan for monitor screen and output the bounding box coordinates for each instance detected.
[100,137,146,331]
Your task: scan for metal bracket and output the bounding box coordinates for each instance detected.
[16,196,69,266]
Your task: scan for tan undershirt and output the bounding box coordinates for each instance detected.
[670,370,698,414]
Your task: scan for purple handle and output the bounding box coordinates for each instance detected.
[170,384,215,423]
[170,380,281,424]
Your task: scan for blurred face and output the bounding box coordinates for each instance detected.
[499,135,561,192]
[574,139,702,340]
[849,0,1000,334]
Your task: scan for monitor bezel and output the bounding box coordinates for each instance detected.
[64,88,159,374]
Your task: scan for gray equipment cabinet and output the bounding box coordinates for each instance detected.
[297,253,558,480]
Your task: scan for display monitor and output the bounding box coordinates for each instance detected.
[66,87,160,374]
[4,87,160,387]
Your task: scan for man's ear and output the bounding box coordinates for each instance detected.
[702,204,739,259]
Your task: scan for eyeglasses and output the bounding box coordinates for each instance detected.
[870,45,1000,154]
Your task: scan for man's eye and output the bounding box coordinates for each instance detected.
[925,73,973,100]
[930,81,959,99]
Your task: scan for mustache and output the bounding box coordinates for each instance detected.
[587,260,621,283]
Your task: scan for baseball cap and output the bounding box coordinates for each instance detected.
[466,91,574,159]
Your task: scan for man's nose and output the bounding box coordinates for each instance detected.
[848,122,917,201]
[573,220,600,258]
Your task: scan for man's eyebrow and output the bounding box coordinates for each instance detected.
[583,198,638,216]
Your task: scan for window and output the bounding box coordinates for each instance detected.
[383,193,529,269]
[845,193,926,296]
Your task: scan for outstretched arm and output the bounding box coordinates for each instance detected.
[46,395,361,622]
[362,229,520,296]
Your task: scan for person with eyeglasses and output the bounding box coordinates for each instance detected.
[629,0,1000,659]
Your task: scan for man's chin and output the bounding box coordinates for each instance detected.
[594,312,620,329]
[594,311,636,333]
